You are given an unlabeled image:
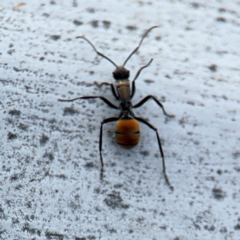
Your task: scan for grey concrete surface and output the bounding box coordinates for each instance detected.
[0,1,240,239]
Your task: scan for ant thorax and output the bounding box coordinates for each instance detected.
[119,103,134,118]
[116,79,131,103]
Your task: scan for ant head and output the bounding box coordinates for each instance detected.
[112,66,130,80]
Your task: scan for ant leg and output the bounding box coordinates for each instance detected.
[133,95,175,117]
[94,81,119,100]
[99,117,119,166]
[131,59,153,98]
[58,96,119,109]
[135,117,174,191]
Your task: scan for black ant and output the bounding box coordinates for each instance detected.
[58,26,175,190]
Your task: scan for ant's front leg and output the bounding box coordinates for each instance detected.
[94,81,119,100]
[130,59,153,98]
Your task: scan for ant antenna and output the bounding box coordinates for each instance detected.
[76,36,118,68]
[123,26,159,67]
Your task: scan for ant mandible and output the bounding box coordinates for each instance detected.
[58,26,175,190]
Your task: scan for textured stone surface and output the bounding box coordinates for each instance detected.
[0,1,240,239]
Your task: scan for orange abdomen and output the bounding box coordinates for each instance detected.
[115,118,140,149]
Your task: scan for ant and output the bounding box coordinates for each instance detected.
[58,26,175,190]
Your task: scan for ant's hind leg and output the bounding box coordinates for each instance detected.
[99,117,119,166]
[135,117,174,190]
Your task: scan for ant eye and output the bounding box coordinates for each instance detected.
[112,71,117,79]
